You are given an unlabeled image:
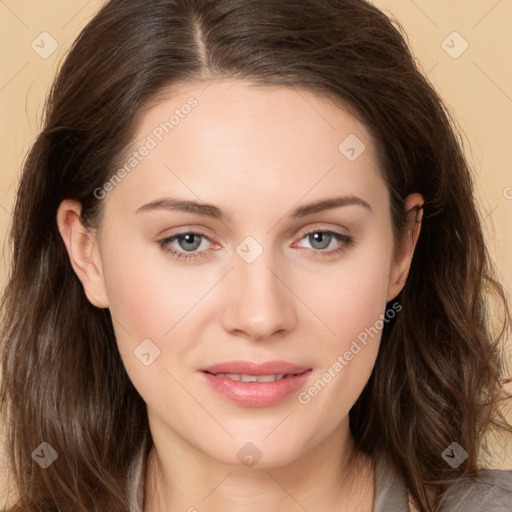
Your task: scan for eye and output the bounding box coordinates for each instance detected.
[294,229,354,258]
[158,231,214,261]
[157,228,355,262]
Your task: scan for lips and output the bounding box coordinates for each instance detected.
[198,360,312,407]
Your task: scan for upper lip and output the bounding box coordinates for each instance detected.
[199,360,311,376]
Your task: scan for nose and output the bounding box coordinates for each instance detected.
[221,249,297,342]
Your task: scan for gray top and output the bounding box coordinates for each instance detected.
[374,455,512,511]
[127,446,512,511]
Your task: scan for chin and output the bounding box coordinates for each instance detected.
[204,435,307,470]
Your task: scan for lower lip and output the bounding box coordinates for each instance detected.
[200,370,312,407]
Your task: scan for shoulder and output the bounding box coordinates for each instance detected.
[437,468,512,512]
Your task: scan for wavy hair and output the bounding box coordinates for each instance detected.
[1,0,511,511]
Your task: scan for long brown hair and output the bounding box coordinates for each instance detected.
[1,0,511,510]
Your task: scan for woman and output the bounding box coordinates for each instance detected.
[1,0,511,511]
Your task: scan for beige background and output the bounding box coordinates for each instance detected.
[0,0,511,503]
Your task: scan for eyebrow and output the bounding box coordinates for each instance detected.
[135,195,372,221]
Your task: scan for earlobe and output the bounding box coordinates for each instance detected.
[56,200,109,308]
[386,193,424,302]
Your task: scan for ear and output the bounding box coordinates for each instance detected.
[386,193,424,302]
[56,200,109,308]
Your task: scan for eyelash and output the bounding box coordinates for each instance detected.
[157,229,355,262]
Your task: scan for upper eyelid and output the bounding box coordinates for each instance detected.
[161,222,350,239]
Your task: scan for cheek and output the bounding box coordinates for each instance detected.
[101,253,189,401]
[104,262,167,339]
[100,229,184,336]
[296,233,393,409]
[99,235,212,384]
[97,242,175,394]
[308,234,393,346]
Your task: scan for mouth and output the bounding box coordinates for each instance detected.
[198,361,312,407]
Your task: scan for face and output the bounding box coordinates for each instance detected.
[58,79,422,469]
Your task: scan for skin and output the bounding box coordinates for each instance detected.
[57,79,423,512]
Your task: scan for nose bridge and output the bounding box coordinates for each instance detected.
[222,236,295,340]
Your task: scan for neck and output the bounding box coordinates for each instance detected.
[142,421,375,512]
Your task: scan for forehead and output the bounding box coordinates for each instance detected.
[105,79,388,219]
[133,79,376,157]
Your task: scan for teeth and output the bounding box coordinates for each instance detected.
[215,373,286,382]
